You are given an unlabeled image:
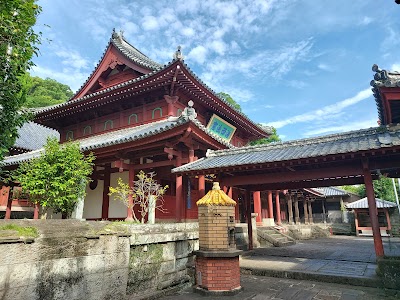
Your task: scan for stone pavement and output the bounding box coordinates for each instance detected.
[160,275,399,300]
[160,236,400,299]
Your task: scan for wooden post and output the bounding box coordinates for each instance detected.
[198,175,205,198]
[287,194,294,224]
[246,188,253,250]
[101,165,111,220]
[275,191,281,225]
[267,190,273,219]
[308,201,313,224]
[294,196,300,224]
[4,186,12,219]
[385,209,391,233]
[303,198,309,224]
[362,160,384,257]
[322,199,327,223]
[126,165,135,221]
[175,156,183,222]
[253,191,262,224]
[354,210,359,236]
[33,203,39,219]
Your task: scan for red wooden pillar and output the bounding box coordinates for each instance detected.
[245,188,253,250]
[362,162,384,257]
[4,186,12,219]
[175,156,183,222]
[101,166,111,220]
[267,191,273,219]
[275,191,281,225]
[33,203,40,219]
[198,175,205,198]
[253,191,262,224]
[233,188,240,222]
[126,166,135,221]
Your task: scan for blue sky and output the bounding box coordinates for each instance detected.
[32,0,400,141]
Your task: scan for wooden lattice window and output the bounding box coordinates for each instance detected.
[104,120,113,130]
[152,107,162,119]
[83,125,92,135]
[128,113,138,125]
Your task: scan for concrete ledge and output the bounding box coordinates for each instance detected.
[240,267,381,289]
[193,286,242,296]
[194,249,242,258]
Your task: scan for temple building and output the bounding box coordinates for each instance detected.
[1,30,270,221]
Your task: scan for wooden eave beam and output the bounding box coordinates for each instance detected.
[35,66,177,123]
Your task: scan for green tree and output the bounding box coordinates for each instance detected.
[0,0,42,162]
[341,176,398,202]
[22,73,73,108]
[250,126,281,145]
[217,92,242,111]
[14,138,95,218]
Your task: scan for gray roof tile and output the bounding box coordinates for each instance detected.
[346,197,397,209]
[3,113,234,166]
[14,122,59,151]
[310,187,348,197]
[173,124,400,173]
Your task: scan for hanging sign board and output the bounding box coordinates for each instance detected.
[206,114,236,142]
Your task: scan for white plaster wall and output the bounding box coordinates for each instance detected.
[83,180,103,219]
[108,172,128,219]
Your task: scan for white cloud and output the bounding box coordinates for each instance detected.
[142,16,159,31]
[317,63,331,71]
[392,63,400,72]
[359,16,373,26]
[31,65,89,93]
[188,45,208,64]
[287,80,307,89]
[304,119,379,137]
[265,88,373,129]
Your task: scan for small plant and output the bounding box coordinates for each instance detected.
[0,224,38,238]
[109,170,168,224]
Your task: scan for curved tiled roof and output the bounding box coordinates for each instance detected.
[370,64,400,124]
[34,61,174,115]
[111,31,162,70]
[310,187,348,197]
[346,197,397,209]
[172,124,400,173]
[14,122,59,151]
[69,30,162,101]
[3,110,233,166]
[180,62,271,136]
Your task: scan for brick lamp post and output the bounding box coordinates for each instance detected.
[194,182,242,295]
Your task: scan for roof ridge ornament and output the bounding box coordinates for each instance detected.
[173,46,184,60]
[111,28,124,41]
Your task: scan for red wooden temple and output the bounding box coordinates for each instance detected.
[1,30,269,222]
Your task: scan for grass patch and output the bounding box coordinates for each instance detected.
[0,224,39,238]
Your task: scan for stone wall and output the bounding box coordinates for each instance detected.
[390,208,400,237]
[0,220,198,300]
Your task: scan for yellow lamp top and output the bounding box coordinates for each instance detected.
[196,182,236,206]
